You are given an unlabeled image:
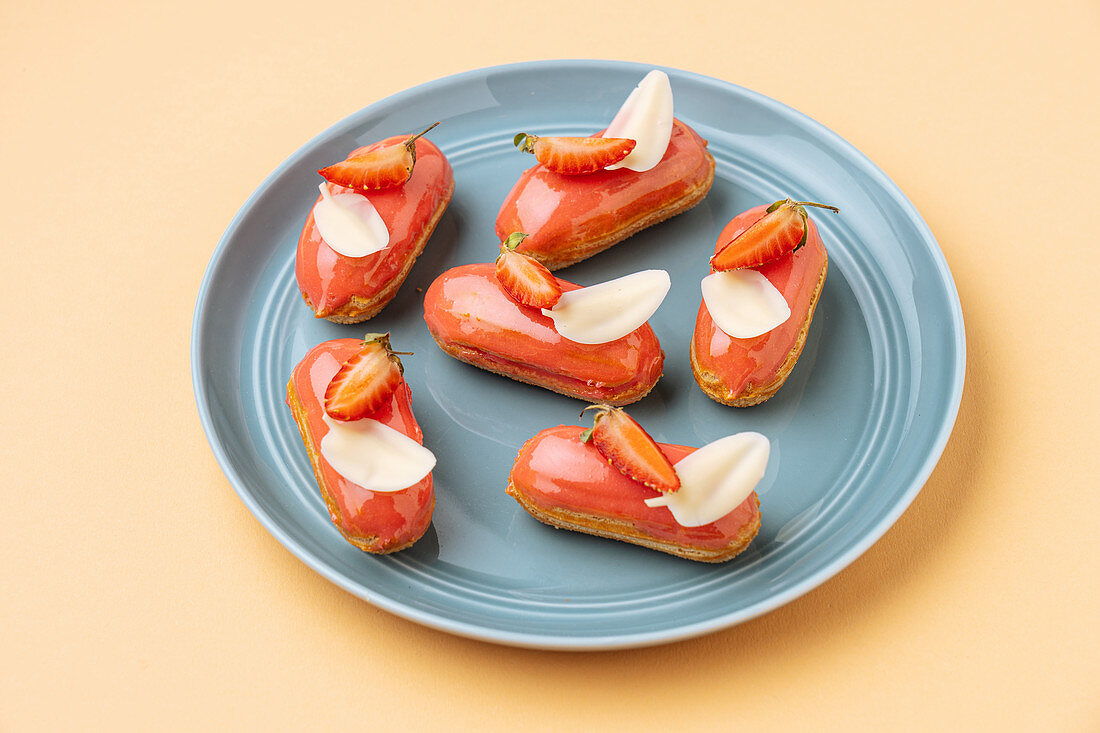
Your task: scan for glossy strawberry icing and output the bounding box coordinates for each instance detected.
[296,137,453,317]
[495,120,712,260]
[422,263,664,402]
[287,339,433,552]
[692,205,828,399]
[508,426,760,550]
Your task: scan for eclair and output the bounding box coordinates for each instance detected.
[691,201,833,406]
[286,337,435,553]
[422,261,667,405]
[296,127,454,323]
[496,71,715,270]
[507,413,767,562]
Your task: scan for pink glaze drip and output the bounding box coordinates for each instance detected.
[509,426,760,549]
[495,120,712,257]
[422,263,664,399]
[295,138,453,317]
[288,339,433,551]
[692,205,828,399]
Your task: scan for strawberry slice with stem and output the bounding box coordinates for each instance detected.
[710,199,839,271]
[318,122,440,192]
[323,333,410,421]
[495,231,563,309]
[580,405,680,493]
[513,133,636,175]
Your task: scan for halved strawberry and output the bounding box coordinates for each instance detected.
[318,122,440,192]
[495,232,563,309]
[580,405,680,493]
[323,333,407,421]
[710,199,839,271]
[513,133,636,175]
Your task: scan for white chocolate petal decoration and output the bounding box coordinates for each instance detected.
[701,270,791,338]
[543,269,670,345]
[320,414,436,492]
[312,183,390,258]
[603,70,674,172]
[645,432,770,527]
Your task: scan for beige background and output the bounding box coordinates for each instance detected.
[3,0,1098,729]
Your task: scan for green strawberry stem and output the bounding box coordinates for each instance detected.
[404,121,440,149]
[363,332,391,346]
[767,198,840,214]
[578,404,612,442]
[513,132,537,154]
[501,232,529,251]
[402,121,441,165]
[362,332,411,369]
[792,201,840,213]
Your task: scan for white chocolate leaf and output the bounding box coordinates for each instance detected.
[604,70,674,172]
[701,270,791,338]
[645,432,770,526]
[320,414,435,492]
[543,270,670,344]
[312,183,390,258]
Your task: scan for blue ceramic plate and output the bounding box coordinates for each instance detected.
[192,61,964,649]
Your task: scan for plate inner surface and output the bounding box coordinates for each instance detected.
[193,61,964,648]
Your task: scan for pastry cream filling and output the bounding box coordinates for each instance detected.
[604,70,674,172]
[701,270,791,338]
[646,432,770,527]
[543,269,670,345]
[312,183,390,258]
[320,414,436,492]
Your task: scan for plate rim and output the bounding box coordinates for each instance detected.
[191,59,966,650]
